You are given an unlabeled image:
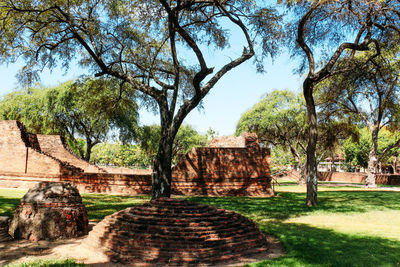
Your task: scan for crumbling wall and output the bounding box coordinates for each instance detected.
[36,135,105,173]
[172,146,273,196]
[207,132,259,148]
[0,121,65,175]
[0,121,273,197]
[318,171,400,185]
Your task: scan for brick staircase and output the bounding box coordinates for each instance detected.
[83,198,269,266]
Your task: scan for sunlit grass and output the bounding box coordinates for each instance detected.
[4,259,85,267]
[0,188,27,216]
[285,210,400,241]
[82,193,150,221]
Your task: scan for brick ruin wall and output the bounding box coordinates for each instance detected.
[172,146,273,196]
[0,121,65,176]
[318,171,400,185]
[0,121,273,196]
[36,134,105,173]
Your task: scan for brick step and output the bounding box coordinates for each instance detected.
[92,230,263,248]
[113,245,268,265]
[133,203,213,212]
[84,198,269,266]
[114,214,241,226]
[89,222,258,240]
[112,235,265,254]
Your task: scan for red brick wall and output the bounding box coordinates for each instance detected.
[318,171,400,185]
[0,121,32,173]
[0,121,64,175]
[0,122,273,196]
[318,172,367,183]
[36,134,105,173]
[171,147,273,196]
[26,148,62,175]
[60,173,152,195]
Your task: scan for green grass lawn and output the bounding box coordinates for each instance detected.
[1,185,400,266]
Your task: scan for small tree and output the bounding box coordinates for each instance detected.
[343,127,400,173]
[319,51,400,186]
[0,0,282,199]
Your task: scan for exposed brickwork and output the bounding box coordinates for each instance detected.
[318,171,400,185]
[36,134,105,173]
[318,172,367,183]
[100,166,152,175]
[208,132,259,148]
[0,121,63,175]
[0,120,273,197]
[9,182,88,241]
[172,146,273,196]
[83,198,269,266]
[60,173,152,195]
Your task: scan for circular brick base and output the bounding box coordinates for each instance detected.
[84,198,268,266]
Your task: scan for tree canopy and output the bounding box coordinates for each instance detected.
[0,0,284,199]
[0,77,139,160]
[236,89,307,173]
[286,0,400,205]
[318,46,400,186]
[139,124,209,165]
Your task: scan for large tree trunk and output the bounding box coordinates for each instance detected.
[366,127,379,188]
[84,139,92,162]
[304,80,318,206]
[151,134,173,199]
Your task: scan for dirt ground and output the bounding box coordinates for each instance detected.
[0,230,285,266]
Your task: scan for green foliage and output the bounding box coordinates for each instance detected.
[82,194,149,221]
[236,89,307,170]
[0,0,285,196]
[139,124,208,165]
[0,77,139,160]
[91,143,151,168]
[236,89,306,140]
[343,127,400,168]
[271,146,297,167]
[4,259,85,267]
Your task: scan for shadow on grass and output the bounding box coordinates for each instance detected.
[187,193,400,267]
[187,190,400,221]
[252,222,400,267]
[0,196,20,217]
[82,194,150,221]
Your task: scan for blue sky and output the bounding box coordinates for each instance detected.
[0,52,303,136]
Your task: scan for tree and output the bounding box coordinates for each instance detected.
[139,124,208,165]
[235,89,355,182]
[319,50,400,186]
[0,77,139,160]
[0,0,283,199]
[236,89,308,180]
[91,142,150,168]
[343,127,400,173]
[287,0,400,205]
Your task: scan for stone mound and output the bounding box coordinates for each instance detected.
[84,198,268,266]
[9,182,88,241]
